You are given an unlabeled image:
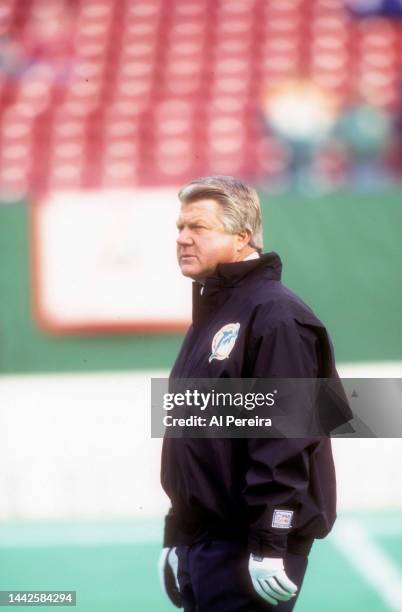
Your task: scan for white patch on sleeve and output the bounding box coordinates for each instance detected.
[272,509,293,529]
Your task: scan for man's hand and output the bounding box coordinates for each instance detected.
[158,547,182,608]
[248,555,298,606]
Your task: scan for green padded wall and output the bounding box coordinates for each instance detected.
[0,192,400,374]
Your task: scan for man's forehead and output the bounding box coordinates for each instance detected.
[177,199,222,221]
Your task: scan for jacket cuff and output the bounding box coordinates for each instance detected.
[248,532,288,558]
[163,511,179,548]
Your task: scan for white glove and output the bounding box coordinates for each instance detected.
[158,547,182,608]
[248,554,298,606]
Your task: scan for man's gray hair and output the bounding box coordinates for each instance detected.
[178,175,263,251]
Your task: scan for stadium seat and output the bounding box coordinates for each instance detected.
[0,0,401,191]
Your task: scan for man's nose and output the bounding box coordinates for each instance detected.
[177,228,194,246]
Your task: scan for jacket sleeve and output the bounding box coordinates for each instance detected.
[163,507,180,548]
[244,318,320,557]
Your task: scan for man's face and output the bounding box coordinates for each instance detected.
[176,199,241,281]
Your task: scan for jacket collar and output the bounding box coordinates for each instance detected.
[191,252,282,324]
[199,251,282,291]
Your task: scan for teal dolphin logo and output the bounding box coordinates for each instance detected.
[209,323,240,363]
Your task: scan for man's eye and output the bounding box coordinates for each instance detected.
[177,224,206,231]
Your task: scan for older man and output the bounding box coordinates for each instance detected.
[158,176,342,611]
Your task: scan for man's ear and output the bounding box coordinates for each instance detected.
[237,230,251,250]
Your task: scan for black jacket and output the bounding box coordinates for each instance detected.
[161,252,345,557]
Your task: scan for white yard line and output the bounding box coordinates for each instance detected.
[332,519,402,612]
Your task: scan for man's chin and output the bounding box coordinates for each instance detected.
[179,263,204,281]
[180,265,198,278]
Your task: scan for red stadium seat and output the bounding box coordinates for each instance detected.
[0,0,401,191]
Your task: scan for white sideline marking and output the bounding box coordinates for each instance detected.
[337,361,402,378]
[332,520,402,612]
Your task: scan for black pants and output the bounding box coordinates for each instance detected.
[177,540,308,612]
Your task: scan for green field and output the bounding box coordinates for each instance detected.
[0,512,401,611]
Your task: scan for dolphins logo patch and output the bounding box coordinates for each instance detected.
[209,323,240,363]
